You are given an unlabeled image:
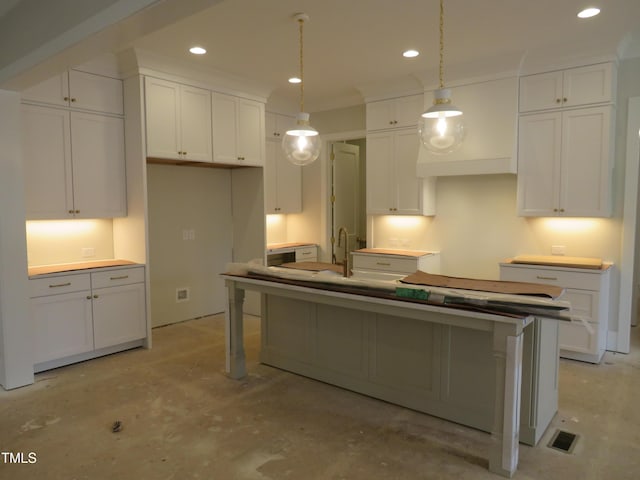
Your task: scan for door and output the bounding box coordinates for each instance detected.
[331,142,361,264]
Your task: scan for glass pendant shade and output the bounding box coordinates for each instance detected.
[282,112,321,166]
[419,88,465,154]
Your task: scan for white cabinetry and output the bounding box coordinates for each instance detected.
[29,266,147,372]
[518,105,613,217]
[265,139,301,213]
[212,92,265,166]
[265,112,295,140]
[367,129,435,215]
[145,77,212,162]
[519,63,615,113]
[517,62,616,218]
[366,94,423,131]
[351,250,440,281]
[500,262,611,363]
[22,104,126,219]
[22,69,123,115]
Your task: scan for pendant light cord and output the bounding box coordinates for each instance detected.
[298,17,305,113]
[438,0,444,89]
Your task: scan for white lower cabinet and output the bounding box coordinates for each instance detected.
[499,262,611,363]
[351,250,440,281]
[29,266,147,372]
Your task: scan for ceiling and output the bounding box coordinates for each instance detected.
[127,0,640,112]
[5,0,639,112]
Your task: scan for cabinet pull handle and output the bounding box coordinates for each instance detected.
[49,282,71,288]
[376,262,391,266]
[301,252,311,255]
[110,275,129,280]
[536,275,558,281]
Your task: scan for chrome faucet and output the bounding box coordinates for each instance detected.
[337,226,350,277]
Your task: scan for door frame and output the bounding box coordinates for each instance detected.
[319,130,366,263]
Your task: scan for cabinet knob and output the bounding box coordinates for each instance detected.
[75,210,80,214]
[71,98,76,103]
[238,156,245,161]
[559,208,565,212]
[64,96,70,102]
[86,295,92,300]
[563,97,568,103]
[93,294,98,299]
[556,98,561,103]
[68,210,74,214]
[389,121,394,125]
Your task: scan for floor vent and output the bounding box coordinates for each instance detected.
[548,430,578,453]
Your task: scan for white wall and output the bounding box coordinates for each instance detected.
[0,90,33,389]
[146,164,232,327]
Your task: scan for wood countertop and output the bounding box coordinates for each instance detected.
[353,248,436,257]
[28,259,140,277]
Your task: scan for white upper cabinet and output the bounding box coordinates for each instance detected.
[519,63,615,113]
[144,77,212,163]
[366,94,423,131]
[367,128,435,215]
[212,92,265,166]
[22,105,127,219]
[264,139,301,214]
[517,105,613,217]
[22,70,123,115]
[265,112,295,140]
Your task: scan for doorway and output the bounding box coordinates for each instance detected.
[329,139,366,265]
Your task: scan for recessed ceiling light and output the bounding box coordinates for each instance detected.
[189,46,207,55]
[577,7,600,18]
[403,49,419,58]
[288,77,301,84]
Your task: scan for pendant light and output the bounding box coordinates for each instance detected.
[419,0,465,154]
[282,13,321,166]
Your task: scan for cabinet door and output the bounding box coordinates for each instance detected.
[31,291,94,364]
[393,94,423,128]
[560,106,612,216]
[92,283,146,349]
[366,99,396,131]
[266,112,295,139]
[366,132,395,213]
[517,112,562,216]
[394,129,423,214]
[212,92,239,164]
[68,70,123,115]
[22,104,74,219]
[264,140,301,214]
[518,71,564,113]
[145,77,181,160]
[180,85,212,162]
[562,63,614,108]
[70,112,127,218]
[237,98,264,166]
[21,73,69,107]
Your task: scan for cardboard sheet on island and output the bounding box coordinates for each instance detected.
[401,271,564,299]
[280,261,343,274]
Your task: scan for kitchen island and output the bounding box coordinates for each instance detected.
[222,271,561,478]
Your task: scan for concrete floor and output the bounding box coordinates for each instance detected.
[1,314,639,480]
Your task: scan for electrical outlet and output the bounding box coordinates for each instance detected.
[81,247,95,257]
[551,245,566,255]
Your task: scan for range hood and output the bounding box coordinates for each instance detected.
[417,76,518,177]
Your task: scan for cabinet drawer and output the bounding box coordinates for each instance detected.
[295,246,317,262]
[29,273,91,298]
[499,265,602,291]
[92,267,144,289]
[352,254,417,274]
